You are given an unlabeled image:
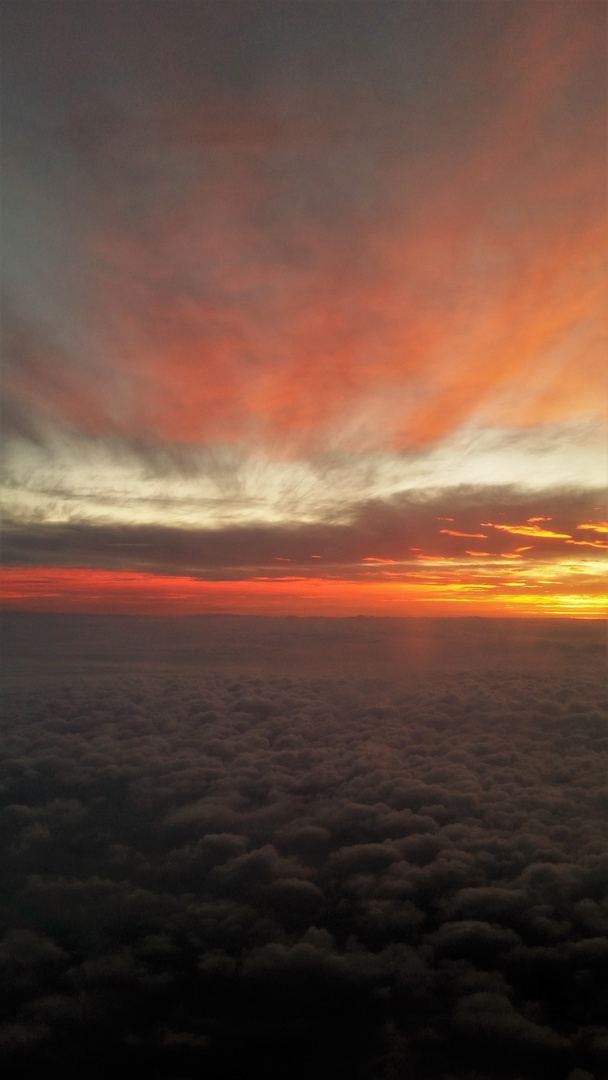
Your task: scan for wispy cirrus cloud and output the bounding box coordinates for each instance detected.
[2,3,605,458]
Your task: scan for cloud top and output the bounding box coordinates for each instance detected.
[0,650,606,1076]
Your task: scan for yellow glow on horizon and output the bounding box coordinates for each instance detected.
[0,566,605,619]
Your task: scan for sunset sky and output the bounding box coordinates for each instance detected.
[1,0,606,617]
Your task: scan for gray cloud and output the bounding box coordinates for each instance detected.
[2,486,605,574]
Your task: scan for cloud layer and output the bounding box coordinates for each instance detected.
[0,633,606,1078]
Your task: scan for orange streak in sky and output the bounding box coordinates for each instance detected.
[0,566,486,617]
[484,524,572,539]
[362,557,398,564]
[1,567,604,618]
[440,530,488,538]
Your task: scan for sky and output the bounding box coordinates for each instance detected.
[1,0,606,617]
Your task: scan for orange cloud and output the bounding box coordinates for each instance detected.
[440,530,488,538]
[566,539,608,549]
[253,576,307,582]
[362,557,398,564]
[577,522,608,533]
[484,524,572,539]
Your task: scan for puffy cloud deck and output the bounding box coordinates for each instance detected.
[1,653,606,1078]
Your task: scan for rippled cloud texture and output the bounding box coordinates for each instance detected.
[1,1,606,615]
[1,637,606,1079]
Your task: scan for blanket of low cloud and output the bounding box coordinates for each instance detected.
[0,616,606,1079]
[2,614,605,688]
